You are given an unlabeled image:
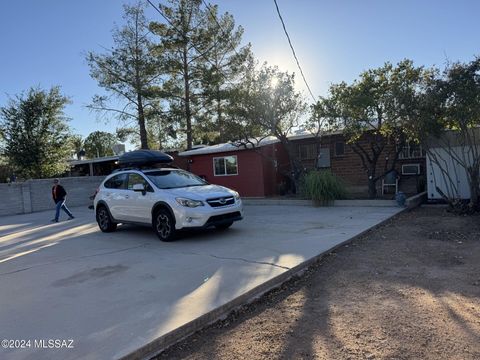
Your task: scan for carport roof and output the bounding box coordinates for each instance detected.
[69,155,119,165]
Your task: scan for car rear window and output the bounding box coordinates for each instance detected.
[146,170,207,189]
[104,173,128,189]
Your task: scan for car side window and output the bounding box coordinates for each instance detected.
[104,174,128,189]
[127,173,154,192]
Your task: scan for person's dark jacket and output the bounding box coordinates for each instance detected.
[52,184,67,203]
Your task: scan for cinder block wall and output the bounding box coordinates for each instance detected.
[0,183,25,216]
[0,176,105,216]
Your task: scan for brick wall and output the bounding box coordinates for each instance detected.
[261,145,284,196]
[0,176,105,216]
[293,134,426,196]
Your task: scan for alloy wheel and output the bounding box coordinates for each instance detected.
[156,214,171,239]
[98,209,109,230]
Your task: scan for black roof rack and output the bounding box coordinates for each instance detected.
[113,164,179,173]
[112,167,141,173]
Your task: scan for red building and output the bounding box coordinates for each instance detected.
[179,139,284,197]
[178,133,427,198]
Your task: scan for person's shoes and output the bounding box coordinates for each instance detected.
[51,219,58,223]
[68,216,75,220]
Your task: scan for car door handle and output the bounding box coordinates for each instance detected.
[125,195,129,199]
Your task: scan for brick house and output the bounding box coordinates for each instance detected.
[179,132,426,198]
[293,132,426,197]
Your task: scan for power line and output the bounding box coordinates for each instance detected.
[146,0,174,30]
[272,0,316,101]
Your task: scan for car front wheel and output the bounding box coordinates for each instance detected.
[153,209,176,242]
[96,206,117,232]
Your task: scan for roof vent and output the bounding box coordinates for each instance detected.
[191,144,207,150]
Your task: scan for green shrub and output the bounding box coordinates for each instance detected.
[300,170,347,203]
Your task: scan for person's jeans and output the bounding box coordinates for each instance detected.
[55,200,74,221]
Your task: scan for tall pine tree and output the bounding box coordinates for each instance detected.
[87,2,161,149]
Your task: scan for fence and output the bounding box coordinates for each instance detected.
[0,176,105,216]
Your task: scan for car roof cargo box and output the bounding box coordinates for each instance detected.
[118,150,173,168]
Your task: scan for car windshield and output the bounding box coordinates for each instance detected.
[146,170,207,189]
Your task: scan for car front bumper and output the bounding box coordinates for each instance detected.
[173,200,244,229]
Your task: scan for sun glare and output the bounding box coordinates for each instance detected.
[270,76,279,88]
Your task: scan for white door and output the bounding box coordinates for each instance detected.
[125,173,156,223]
[103,173,129,221]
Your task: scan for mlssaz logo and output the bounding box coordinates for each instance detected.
[34,339,74,349]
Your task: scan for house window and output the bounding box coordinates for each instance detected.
[317,148,331,168]
[298,144,317,160]
[213,156,238,176]
[334,141,345,156]
[398,142,425,159]
[402,164,421,175]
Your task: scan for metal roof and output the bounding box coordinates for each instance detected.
[68,155,119,166]
[178,130,343,157]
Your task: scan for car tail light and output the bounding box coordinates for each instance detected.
[90,188,99,200]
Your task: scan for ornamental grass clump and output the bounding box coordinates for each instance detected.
[301,170,347,205]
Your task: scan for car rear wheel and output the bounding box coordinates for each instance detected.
[96,206,117,232]
[153,209,176,242]
[215,221,233,230]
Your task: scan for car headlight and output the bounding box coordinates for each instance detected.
[233,191,240,200]
[176,197,204,207]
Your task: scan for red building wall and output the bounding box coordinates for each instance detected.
[187,149,267,197]
[183,133,426,198]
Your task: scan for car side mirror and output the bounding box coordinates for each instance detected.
[132,183,146,195]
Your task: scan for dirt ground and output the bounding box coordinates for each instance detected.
[155,206,480,360]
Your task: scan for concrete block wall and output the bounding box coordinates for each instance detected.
[0,183,25,216]
[0,176,105,216]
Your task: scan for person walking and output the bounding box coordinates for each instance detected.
[51,178,74,222]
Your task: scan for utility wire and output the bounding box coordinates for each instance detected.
[146,0,176,32]
[273,0,316,101]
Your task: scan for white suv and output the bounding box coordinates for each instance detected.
[94,168,243,241]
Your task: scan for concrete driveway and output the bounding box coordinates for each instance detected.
[0,204,401,360]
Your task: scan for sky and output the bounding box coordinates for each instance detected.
[1,0,479,143]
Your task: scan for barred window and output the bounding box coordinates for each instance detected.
[398,142,426,159]
[298,144,317,160]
